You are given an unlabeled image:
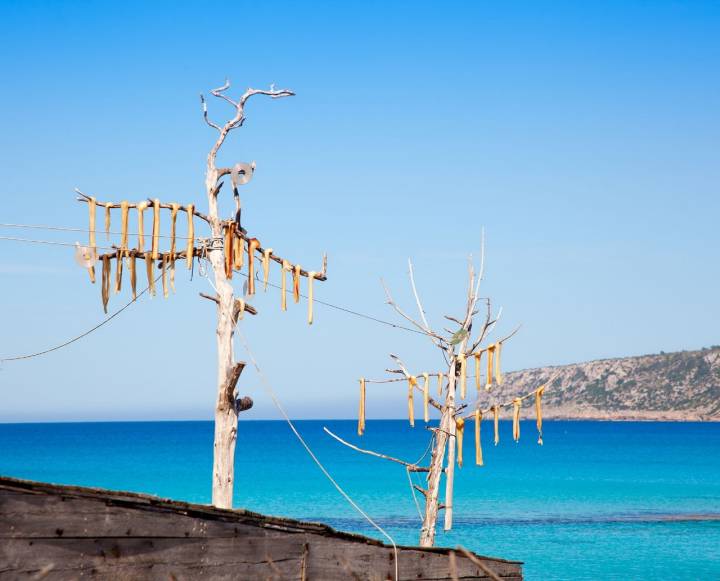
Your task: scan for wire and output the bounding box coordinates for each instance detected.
[0,274,161,363]
[0,236,117,251]
[235,327,399,581]
[0,222,196,240]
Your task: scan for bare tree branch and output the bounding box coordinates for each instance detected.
[324,427,428,471]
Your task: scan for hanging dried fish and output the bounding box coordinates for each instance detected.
[129,252,137,300]
[422,372,430,423]
[101,254,110,313]
[474,409,483,466]
[136,201,148,252]
[485,344,495,391]
[170,203,179,259]
[437,373,444,396]
[169,255,176,294]
[494,341,503,385]
[114,249,123,294]
[512,397,522,442]
[474,351,483,393]
[145,252,155,296]
[292,264,301,304]
[493,404,500,446]
[86,197,97,283]
[104,202,112,241]
[307,271,317,325]
[535,385,545,445]
[224,223,234,279]
[88,196,97,249]
[262,248,273,291]
[233,234,244,271]
[358,378,366,436]
[281,259,290,311]
[456,418,465,467]
[407,376,417,427]
[151,199,160,260]
[458,353,467,399]
[247,238,260,295]
[185,204,195,269]
[161,254,169,298]
[120,201,129,256]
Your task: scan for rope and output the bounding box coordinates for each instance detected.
[235,328,399,581]
[0,274,161,363]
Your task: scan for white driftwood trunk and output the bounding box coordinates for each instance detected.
[205,162,239,510]
[420,359,457,547]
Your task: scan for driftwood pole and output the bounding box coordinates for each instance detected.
[200,81,294,509]
[328,252,546,547]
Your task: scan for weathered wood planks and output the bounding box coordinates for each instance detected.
[0,476,522,580]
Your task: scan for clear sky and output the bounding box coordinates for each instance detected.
[0,1,718,421]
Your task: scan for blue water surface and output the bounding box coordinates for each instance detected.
[1,420,718,580]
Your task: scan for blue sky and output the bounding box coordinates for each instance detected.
[0,0,718,421]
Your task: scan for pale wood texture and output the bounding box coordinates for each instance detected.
[0,477,523,580]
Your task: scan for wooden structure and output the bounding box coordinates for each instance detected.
[0,476,522,580]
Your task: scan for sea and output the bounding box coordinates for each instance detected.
[0,420,718,580]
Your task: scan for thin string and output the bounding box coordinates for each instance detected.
[235,327,399,581]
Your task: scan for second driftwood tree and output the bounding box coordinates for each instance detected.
[327,253,550,546]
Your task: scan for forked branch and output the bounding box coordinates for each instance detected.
[324,427,429,472]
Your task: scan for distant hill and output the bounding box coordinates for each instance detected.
[499,346,720,421]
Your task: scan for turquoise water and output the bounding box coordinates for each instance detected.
[1,420,718,579]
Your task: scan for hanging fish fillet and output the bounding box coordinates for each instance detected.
[474,409,483,466]
[185,204,195,269]
[247,238,260,295]
[169,255,176,294]
[485,345,495,391]
[307,271,317,325]
[293,264,301,304]
[136,201,148,252]
[536,385,545,445]
[407,376,417,427]
[358,378,366,436]
[512,398,522,442]
[456,418,465,467]
[170,203,179,259]
[87,197,97,283]
[120,201,129,256]
[101,254,110,313]
[262,248,273,291]
[151,199,160,260]
[129,253,137,300]
[224,224,234,279]
[437,373,443,396]
[234,235,244,271]
[458,353,467,399]
[145,253,155,296]
[104,203,112,241]
[161,254,169,298]
[88,197,97,250]
[114,249,123,294]
[494,342,503,385]
[474,351,483,393]
[281,259,290,311]
[493,405,500,446]
[422,372,429,423]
